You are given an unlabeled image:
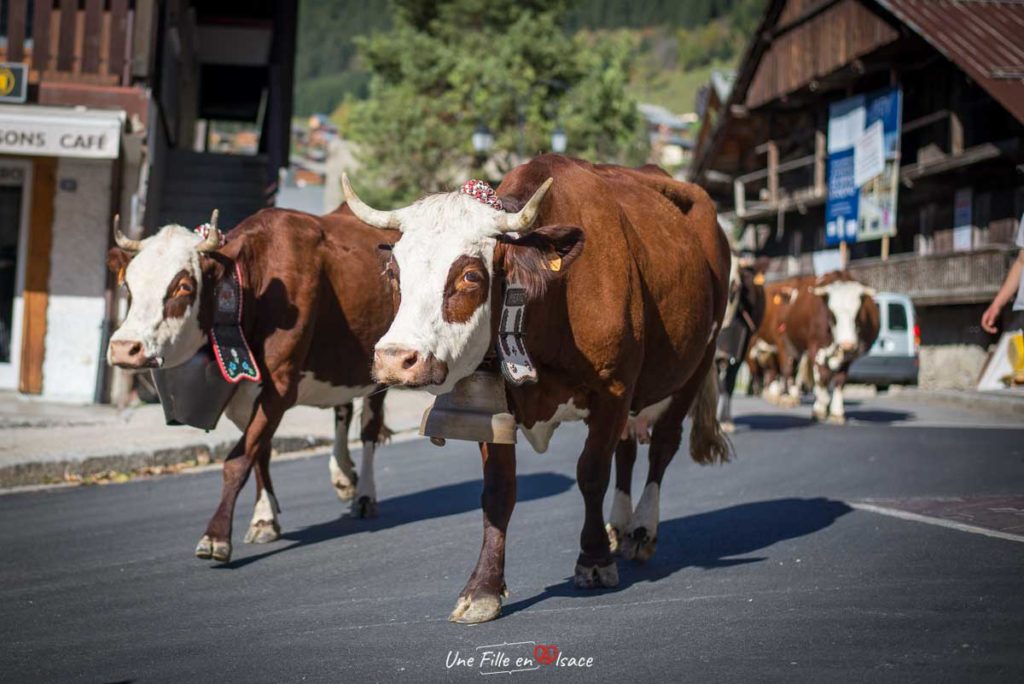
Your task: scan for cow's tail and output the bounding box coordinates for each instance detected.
[689,364,733,465]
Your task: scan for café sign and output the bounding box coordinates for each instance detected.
[0,104,123,159]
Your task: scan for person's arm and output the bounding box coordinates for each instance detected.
[982,250,1024,333]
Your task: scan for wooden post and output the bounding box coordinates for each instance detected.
[949,112,963,156]
[814,129,826,196]
[767,140,779,204]
[839,240,849,269]
[734,178,746,217]
[881,235,890,261]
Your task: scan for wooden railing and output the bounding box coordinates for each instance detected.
[764,248,1017,305]
[0,0,135,88]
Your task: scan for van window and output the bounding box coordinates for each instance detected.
[888,302,908,331]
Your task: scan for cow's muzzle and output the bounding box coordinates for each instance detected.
[373,345,448,387]
[108,339,161,369]
[838,341,858,353]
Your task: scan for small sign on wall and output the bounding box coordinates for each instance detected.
[0,63,27,104]
[953,187,973,252]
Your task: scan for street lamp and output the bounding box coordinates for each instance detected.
[471,123,494,154]
[551,125,567,153]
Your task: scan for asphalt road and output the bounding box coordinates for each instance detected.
[1,394,1022,682]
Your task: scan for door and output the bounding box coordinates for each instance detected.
[0,160,31,389]
[873,297,911,358]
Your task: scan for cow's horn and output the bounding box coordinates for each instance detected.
[196,209,221,253]
[496,178,553,234]
[342,174,401,231]
[112,214,143,253]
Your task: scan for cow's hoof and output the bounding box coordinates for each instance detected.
[332,481,357,502]
[779,396,800,408]
[621,527,657,563]
[195,535,231,562]
[606,523,623,555]
[350,495,378,519]
[721,420,736,434]
[827,414,846,425]
[449,593,502,624]
[812,410,827,422]
[574,560,619,589]
[244,519,281,544]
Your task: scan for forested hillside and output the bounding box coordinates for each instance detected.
[294,0,765,117]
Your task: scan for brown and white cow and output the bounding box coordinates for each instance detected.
[343,154,731,623]
[753,271,879,421]
[106,205,397,562]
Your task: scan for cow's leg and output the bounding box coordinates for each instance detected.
[352,391,387,518]
[621,386,697,563]
[811,361,832,422]
[329,403,358,501]
[717,359,739,433]
[574,399,628,589]
[244,453,281,544]
[779,350,800,408]
[828,370,848,424]
[195,394,290,563]
[450,442,516,624]
[606,436,637,554]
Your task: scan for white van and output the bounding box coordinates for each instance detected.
[848,292,919,387]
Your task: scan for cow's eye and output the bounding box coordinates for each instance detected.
[463,270,484,285]
[173,281,194,298]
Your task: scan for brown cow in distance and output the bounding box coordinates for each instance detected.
[752,271,880,422]
[106,205,398,562]
[343,154,732,623]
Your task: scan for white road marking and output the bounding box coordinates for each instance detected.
[850,502,1024,544]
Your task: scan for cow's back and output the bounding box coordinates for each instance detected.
[498,155,728,407]
[222,206,395,388]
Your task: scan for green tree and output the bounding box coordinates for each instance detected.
[346,0,648,205]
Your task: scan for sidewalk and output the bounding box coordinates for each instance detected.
[0,390,433,488]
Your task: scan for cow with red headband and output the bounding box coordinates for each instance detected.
[344,154,732,623]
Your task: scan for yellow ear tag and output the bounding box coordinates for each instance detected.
[117,265,126,286]
[772,294,782,305]
[753,273,765,285]
[548,248,565,272]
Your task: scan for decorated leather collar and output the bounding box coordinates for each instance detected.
[210,260,261,383]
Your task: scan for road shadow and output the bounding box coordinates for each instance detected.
[734,407,912,431]
[220,471,574,569]
[502,497,851,616]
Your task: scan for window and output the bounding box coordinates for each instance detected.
[888,302,908,331]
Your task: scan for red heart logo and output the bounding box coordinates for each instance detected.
[534,644,559,666]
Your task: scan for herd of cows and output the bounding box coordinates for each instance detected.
[103,154,879,624]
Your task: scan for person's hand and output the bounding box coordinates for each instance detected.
[981,302,1001,334]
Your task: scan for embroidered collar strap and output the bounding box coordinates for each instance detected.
[497,282,538,385]
[210,262,261,383]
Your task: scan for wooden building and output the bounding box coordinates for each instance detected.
[0,1,297,403]
[691,0,1024,349]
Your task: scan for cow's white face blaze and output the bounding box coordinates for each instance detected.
[107,225,208,369]
[816,280,874,351]
[377,194,505,394]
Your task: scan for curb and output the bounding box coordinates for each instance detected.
[0,434,334,489]
[894,388,1024,419]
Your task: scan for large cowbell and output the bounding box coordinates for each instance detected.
[151,346,238,431]
[419,370,517,445]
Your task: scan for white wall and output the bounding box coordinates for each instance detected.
[41,158,112,403]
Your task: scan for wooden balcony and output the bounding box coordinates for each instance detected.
[765,248,1018,306]
[0,0,137,89]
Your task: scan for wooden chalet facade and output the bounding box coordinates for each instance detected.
[691,0,1024,348]
[0,1,297,403]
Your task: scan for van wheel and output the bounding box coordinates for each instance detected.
[876,384,890,393]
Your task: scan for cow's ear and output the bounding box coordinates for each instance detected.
[107,248,132,283]
[496,225,584,299]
